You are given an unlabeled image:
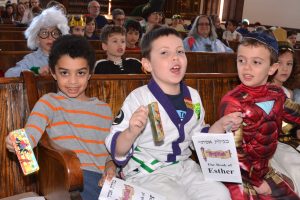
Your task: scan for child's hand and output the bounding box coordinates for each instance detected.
[39,66,50,76]
[209,112,244,133]
[5,132,16,153]
[253,180,271,195]
[128,106,148,136]
[98,161,116,187]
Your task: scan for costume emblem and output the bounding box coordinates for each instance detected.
[193,103,201,120]
[255,100,274,115]
[112,110,124,125]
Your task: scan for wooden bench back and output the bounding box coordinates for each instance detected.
[0,40,102,51]
[0,50,237,74]
[0,31,26,40]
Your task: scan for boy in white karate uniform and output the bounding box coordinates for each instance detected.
[105,27,243,200]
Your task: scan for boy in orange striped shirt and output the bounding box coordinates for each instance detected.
[6,35,116,200]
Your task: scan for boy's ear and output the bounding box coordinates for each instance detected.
[50,69,57,80]
[102,42,107,51]
[141,58,151,72]
[268,62,279,76]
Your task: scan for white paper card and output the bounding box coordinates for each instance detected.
[192,132,242,183]
[99,177,166,200]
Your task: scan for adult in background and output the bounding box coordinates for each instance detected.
[211,15,224,41]
[183,15,233,52]
[4,7,69,77]
[87,0,108,29]
[130,0,165,33]
[111,8,125,27]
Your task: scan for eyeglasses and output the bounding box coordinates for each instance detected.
[198,23,210,26]
[38,29,61,39]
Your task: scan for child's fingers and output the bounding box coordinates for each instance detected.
[5,134,15,153]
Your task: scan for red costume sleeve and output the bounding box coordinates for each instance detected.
[219,94,264,187]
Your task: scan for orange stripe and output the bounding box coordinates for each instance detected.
[40,99,112,120]
[50,121,110,132]
[30,112,49,121]
[73,149,108,157]
[29,134,37,146]
[81,163,105,170]
[52,135,105,144]
[50,94,66,100]
[25,124,44,135]
[39,99,56,111]
[55,108,112,120]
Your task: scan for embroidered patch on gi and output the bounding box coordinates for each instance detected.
[255,100,274,115]
[184,97,193,110]
[193,103,201,120]
[112,110,124,125]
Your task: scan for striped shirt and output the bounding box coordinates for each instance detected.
[25,91,113,173]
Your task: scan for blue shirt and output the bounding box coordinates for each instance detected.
[183,36,233,53]
[5,48,49,77]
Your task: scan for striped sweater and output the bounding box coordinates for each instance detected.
[25,91,113,173]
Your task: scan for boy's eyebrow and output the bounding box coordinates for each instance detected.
[57,66,89,70]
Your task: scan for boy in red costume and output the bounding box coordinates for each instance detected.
[219,31,300,199]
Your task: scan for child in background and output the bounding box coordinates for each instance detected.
[105,26,243,200]
[85,16,100,40]
[6,35,116,200]
[222,19,242,43]
[94,25,143,74]
[269,41,300,195]
[69,15,86,37]
[170,14,185,32]
[287,30,299,49]
[218,31,300,199]
[124,19,142,50]
[5,7,69,77]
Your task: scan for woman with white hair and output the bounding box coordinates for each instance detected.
[183,15,232,52]
[5,7,69,77]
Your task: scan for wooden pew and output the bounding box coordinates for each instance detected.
[0,40,30,51]
[0,40,101,51]
[0,72,239,198]
[0,31,26,40]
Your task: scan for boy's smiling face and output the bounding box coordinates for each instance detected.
[51,55,91,101]
[102,33,126,58]
[142,35,187,95]
[237,45,278,87]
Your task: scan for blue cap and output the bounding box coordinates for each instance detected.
[243,31,279,55]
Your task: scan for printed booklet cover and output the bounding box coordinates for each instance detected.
[99,177,166,200]
[192,132,242,183]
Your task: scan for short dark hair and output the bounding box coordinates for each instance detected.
[100,24,126,43]
[111,8,125,19]
[140,26,181,59]
[287,30,297,37]
[225,19,237,28]
[49,35,95,73]
[125,19,142,37]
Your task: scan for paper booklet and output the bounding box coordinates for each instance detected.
[192,132,242,183]
[99,177,166,200]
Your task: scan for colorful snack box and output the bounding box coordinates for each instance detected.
[10,129,39,175]
[148,102,164,142]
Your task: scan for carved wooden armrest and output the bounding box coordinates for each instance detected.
[37,133,83,199]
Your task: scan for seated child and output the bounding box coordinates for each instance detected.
[105,27,244,199]
[169,14,186,32]
[5,7,69,77]
[94,25,143,74]
[124,19,142,51]
[69,15,86,37]
[222,19,242,43]
[85,16,100,40]
[269,41,300,195]
[218,31,300,199]
[6,35,116,200]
